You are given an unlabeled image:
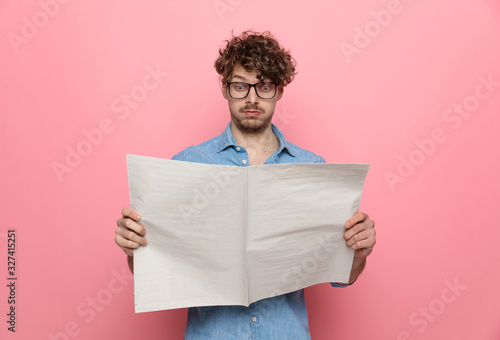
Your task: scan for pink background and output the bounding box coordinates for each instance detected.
[1,0,500,339]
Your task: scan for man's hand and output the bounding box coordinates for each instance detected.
[338,212,375,284]
[115,208,147,257]
[344,212,376,258]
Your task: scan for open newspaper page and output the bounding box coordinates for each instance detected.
[128,155,247,313]
[246,163,368,303]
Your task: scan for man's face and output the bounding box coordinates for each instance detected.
[222,64,283,134]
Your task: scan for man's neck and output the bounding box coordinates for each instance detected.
[230,122,280,165]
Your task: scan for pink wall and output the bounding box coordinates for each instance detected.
[1,0,500,339]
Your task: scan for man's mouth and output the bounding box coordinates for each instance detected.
[244,110,261,116]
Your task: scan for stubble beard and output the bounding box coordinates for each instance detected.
[231,113,273,134]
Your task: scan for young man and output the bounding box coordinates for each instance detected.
[115,30,376,339]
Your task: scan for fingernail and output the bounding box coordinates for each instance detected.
[136,214,141,220]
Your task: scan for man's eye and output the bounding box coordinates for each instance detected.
[259,83,274,92]
[232,84,247,91]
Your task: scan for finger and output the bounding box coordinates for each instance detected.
[117,217,146,236]
[122,208,141,221]
[351,236,376,252]
[122,247,134,257]
[125,217,146,236]
[354,246,373,259]
[115,232,146,250]
[344,217,374,240]
[115,225,147,246]
[344,212,368,228]
[345,228,373,248]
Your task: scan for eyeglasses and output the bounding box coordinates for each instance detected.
[226,82,278,99]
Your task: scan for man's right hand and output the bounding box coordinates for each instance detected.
[115,208,147,257]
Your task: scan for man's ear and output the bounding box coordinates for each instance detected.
[221,83,229,100]
[276,86,284,101]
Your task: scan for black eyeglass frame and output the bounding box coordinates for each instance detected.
[226,82,279,99]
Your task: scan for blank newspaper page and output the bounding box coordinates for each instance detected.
[246,163,369,303]
[128,155,247,313]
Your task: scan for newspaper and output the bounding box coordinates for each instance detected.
[127,154,369,313]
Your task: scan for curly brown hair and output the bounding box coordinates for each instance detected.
[215,30,297,87]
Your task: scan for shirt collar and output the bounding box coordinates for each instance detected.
[216,122,296,157]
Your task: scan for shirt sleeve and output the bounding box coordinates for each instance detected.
[330,280,356,288]
[171,150,184,161]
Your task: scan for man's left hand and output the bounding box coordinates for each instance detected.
[344,212,376,258]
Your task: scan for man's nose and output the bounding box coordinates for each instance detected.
[246,86,259,105]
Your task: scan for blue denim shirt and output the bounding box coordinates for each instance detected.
[172,123,348,340]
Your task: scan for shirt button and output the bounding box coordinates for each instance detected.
[242,160,247,164]
[236,147,241,151]
[252,317,257,322]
